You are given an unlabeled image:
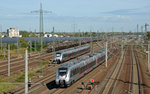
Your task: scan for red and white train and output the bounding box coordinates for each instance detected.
[55,49,106,87]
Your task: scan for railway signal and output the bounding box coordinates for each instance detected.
[90,79,94,83]
[90,79,94,89]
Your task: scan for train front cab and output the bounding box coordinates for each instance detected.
[56,67,70,87]
[54,52,62,64]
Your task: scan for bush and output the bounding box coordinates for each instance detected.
[19,38,28,48]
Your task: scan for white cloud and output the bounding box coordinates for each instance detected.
[116,15,131,20]
[102,15,132,22]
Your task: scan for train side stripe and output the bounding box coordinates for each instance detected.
[78,66,81,78]
[86,62,89,73]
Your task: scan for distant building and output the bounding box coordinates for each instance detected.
[60,35,64,37]
[35,34,40,37]
[7,28,22,38]
[1,35,4,38]
[147,31,150,34]
[53,34,58,37]
[44,34,52,37]
[0,33,5,38]
[44,33,59,37]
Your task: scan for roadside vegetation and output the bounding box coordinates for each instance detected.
[0,61,50,93]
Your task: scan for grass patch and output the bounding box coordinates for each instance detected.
[0,61,49,93]
[0,55,8,60]
[0,84,17,94]
[36,69,42,73]
[15,73,35,82]
[42,61,49,66]
[15,74,25,82]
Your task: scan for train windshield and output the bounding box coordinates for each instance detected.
[59,68,67,76]
[59,72,66,76]
[56,53,61,57]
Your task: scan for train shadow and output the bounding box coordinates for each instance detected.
[46,80,67,90]
[46,80,58,90]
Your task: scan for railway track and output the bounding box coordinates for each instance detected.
[89,45,143,94]
[0,53,52,75]
[95,46,127,94]
[76,48,121,94]
[6,42,103,94]
[129,46,143,94]
[0,40,101,76]
[29,44,118,94]
[38,47,119,94]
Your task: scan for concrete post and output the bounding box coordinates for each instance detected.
[79,29,81,46]
[0,25,2,56]
[121,44,123,58]
[148,41,150,72]
[52,27,55,53]
[30,41,32,52]
[0,37,2,56]
[97,31,99,43]
[25,49,28,94]
[17,38,20,56]
[4,43,6,57]
[34,40,36,52]
[90,31,93,54]
[8,44,10,76]
[105,40,108,67]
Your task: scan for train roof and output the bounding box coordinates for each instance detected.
[58,59,79,68]
[58,49,106,69]
[56,44,90,54]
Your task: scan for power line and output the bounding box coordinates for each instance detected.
[31,3,52,76]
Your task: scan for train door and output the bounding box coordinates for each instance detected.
[98,56,100,64]
[72,50,75,58]
[95,57,97,67]
[78,66,81,78]
[86,62,89,73]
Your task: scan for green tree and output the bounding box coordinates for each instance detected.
[10,44,17,50]
[20,31,30,37]
[147,34,150,40]
[19,38,28,48]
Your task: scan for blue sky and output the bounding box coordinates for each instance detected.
[0,0,150,32]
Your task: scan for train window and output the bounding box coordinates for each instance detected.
[75,68,78,74]
[59,68,67,74]
[83,66,86,72]
[59,72,66,76]
[80,66,86,73]
[75,68,77,74]
[59,68,67,70]
[59,68,67,77]
[70,70,73,77]
[63,54,67,57]
[56,53,61,57]
[73,69,75,75]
